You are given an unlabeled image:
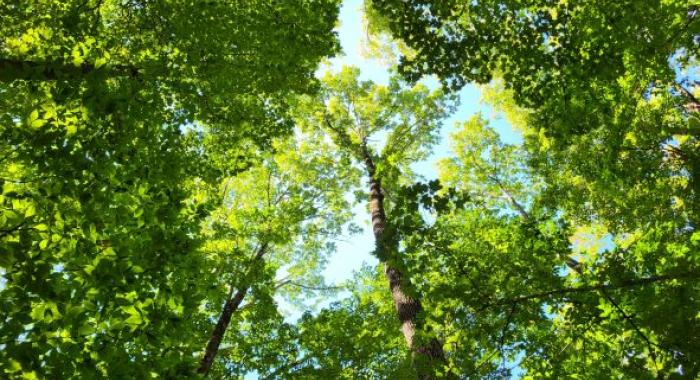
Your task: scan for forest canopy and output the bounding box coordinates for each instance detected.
[1,0,698,379]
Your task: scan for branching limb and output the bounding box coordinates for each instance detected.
[482,270,699,309]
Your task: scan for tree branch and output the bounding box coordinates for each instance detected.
[323,114,361,157]
[261,356,312,380]
[482,271,699,309]
[274,280,345,292]
[598,287,659,371]
[0,221,28,238]
[0,58,141,82]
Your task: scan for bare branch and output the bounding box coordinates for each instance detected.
[274,280,345,292]
[0,58,140,82]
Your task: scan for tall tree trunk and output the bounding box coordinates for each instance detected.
[197,287,249,375]
[197,243,268,375]
[360,142,446,379]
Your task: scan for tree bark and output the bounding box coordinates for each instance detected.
[197,286,249,375]
[360,141,446,379]
[197,242,268,375]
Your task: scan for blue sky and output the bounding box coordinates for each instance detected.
[318,0,520,286]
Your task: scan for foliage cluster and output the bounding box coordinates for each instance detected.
[1,0,698,379]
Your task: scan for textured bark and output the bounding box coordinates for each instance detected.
[360,142,446,379]
[0,58,140,82]
[197,243,268,375]
[197,287,249,375]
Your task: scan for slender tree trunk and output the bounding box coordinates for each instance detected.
[197,243,268,375]
[197,287,249,375]
[360,142,446,379]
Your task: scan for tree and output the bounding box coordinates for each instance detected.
[281,113,698,378]
[291,265,415,379]
[196,130,356,375]
[3,1,699,378]
[292,66,455,378]
[365,0,697,102]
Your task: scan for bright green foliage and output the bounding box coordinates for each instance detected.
[291,266,414,379]
[293,65,454,202]
[0,0,340,90]
[366,0,700,229]
[439,115,538,217]
[476,78,700,376]
[197,130,357,376]
[0,1,340,377]
[296,64,455,269]
[362,2,700,376]
[366,0,696,98]
[311,113,698,378]
[3,1,699,379]
[290,66,456,377]
[396,162,570,376]
[0,93,209,377]
[429,116,698,377]
[201,265,413,379]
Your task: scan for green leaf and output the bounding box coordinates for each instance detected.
[27,110,46,129]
